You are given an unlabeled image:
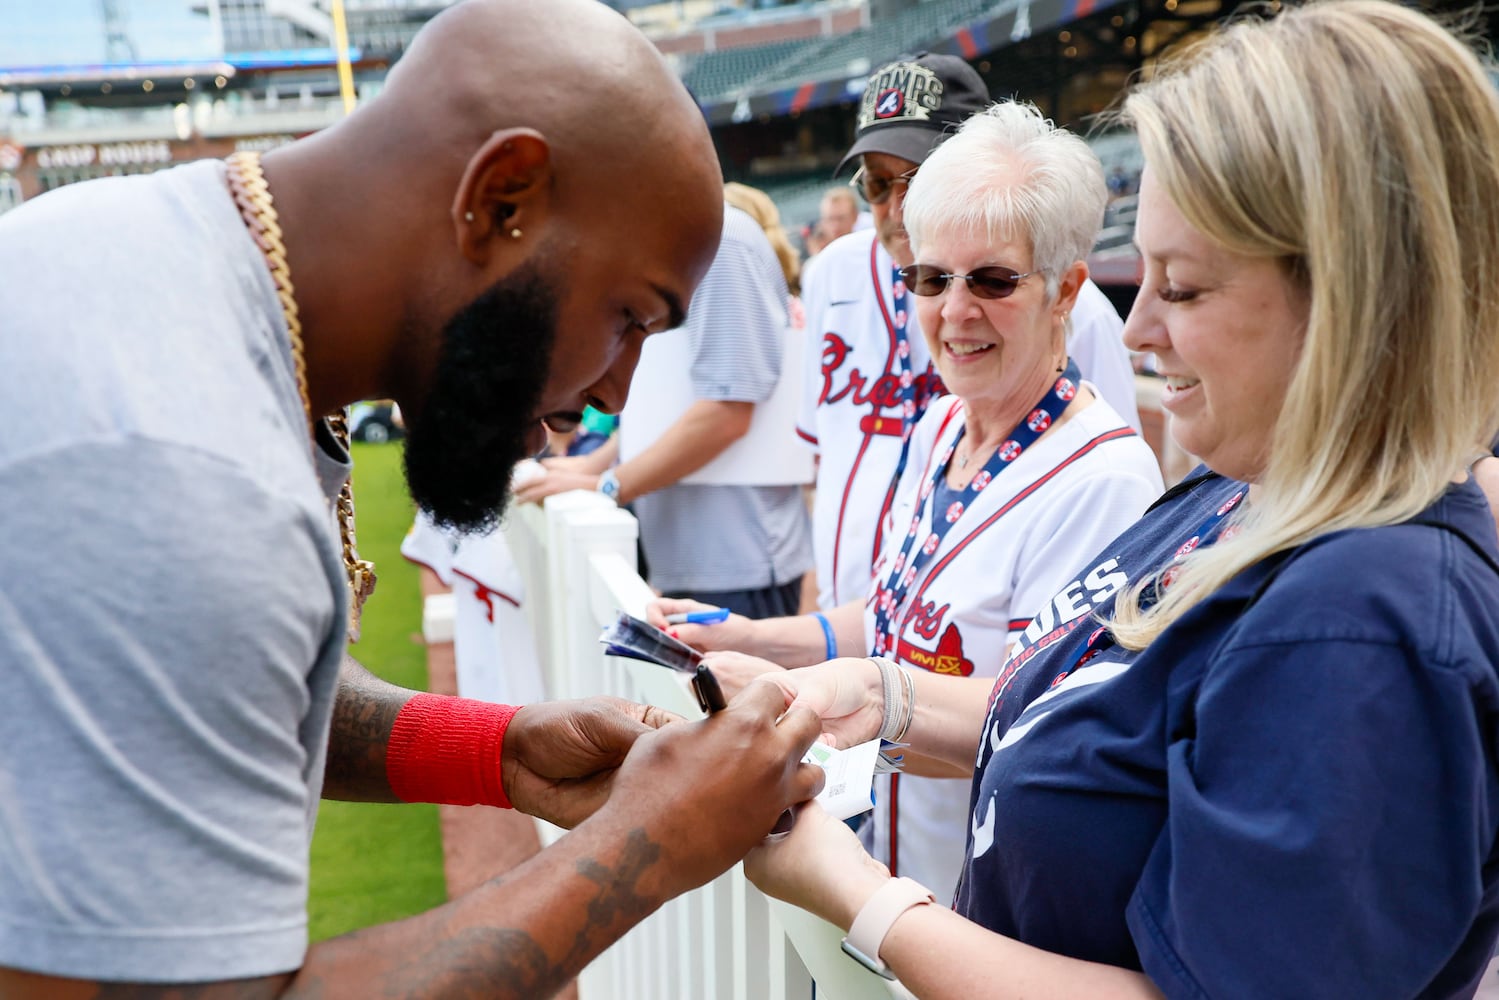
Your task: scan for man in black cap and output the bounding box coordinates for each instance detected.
[795,53,1139,615]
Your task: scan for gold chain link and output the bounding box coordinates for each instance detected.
[226,151,376,641]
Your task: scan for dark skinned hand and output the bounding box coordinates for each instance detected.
[501,696,680,829]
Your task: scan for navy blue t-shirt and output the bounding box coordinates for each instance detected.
[956,470,1499,998]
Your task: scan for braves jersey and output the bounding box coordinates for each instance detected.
[799,229,1142,609]
[957,472,1499,998]
[859,392,1163,903]
[401,513,545,706]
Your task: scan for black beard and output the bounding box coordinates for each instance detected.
[402,261,558,533]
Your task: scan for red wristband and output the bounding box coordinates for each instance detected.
[385,692,520,809]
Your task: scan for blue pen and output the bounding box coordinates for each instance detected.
[665,607,730,625]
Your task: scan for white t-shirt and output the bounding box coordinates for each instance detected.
[859,391,1163,903]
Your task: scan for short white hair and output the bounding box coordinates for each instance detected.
[903,101,1107,299]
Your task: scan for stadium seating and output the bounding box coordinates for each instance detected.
[680,37,820,100]
[683,0,1004,103]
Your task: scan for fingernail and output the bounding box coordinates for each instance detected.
[668,629,680,639]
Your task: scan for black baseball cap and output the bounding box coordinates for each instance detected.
[835,52,990,176]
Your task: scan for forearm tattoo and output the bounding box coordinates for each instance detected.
[324,657,406,800]
[381,827,666,999]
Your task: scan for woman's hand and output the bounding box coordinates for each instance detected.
[744,800,892,929]
[757,657,885,749]
[645,597,760,654]
[700,650,785,700]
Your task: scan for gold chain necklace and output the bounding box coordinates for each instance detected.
[225,151,376,642]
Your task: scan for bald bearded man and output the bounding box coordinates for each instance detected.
[0,2,825,997]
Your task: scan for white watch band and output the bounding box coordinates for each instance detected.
[840,876,934,980]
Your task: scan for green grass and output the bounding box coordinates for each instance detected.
[307,441,449,942]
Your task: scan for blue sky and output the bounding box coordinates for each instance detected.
[1,0,219,67]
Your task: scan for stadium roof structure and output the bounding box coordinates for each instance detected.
[697,0,1127,126]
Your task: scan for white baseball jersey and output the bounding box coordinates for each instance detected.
[401,513,546,706]
[798,229,943,610]
[859,392,1163,904]
[799,229,1145,609]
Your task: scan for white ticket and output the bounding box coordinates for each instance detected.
[803,739,881,820]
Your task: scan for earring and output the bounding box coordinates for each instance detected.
[509,228,523,239]
[464,211,474,222]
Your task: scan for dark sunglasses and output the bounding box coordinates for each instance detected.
[849,165,917,205]
[898,263,1041,300]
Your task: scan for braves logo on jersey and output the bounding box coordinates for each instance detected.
[818,332,942,418]
[899,621,975,676]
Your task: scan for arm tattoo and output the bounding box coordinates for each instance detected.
[323,655,407,801]
[562,829,662,971]
[380,828,666,999]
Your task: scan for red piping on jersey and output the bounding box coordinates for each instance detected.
[909,427,1138,609]
[889,771,901,877]
[828,238,906,605]
[885,425,1137,867]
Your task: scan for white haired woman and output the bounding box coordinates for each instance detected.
[649,101,1163,904]
[738,2,1499,996]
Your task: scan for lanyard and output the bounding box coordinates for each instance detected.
[886,261,919,480]
[871,359,1084,655]
[1065,486,1248,670]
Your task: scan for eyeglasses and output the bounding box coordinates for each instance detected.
[849,165,917,205]
[898,264,1042,300]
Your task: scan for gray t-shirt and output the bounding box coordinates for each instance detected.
[0,160,348,981]
[630,205,812,593]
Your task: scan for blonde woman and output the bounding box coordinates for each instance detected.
[740,3,1499,996]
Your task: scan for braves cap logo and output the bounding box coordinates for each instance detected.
[857,62,946,130]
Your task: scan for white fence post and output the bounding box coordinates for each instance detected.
[505,490,909,1000]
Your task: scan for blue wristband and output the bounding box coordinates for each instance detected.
[811,611,837,662]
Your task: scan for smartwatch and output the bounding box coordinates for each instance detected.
[597,467,621,504]
[840,876,934,980]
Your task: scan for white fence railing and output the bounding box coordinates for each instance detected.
[503,490,910,1000]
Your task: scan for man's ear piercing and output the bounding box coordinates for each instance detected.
[510,228,523,239]
[464,211,474,222]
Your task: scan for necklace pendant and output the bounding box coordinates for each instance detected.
[959,452,970,469]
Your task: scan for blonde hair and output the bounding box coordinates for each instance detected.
[903,100,1107,302]
[1110,0,1499,648]
[724,181,802,295]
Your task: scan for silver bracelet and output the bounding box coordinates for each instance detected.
[870,656,906,742]
[894,663,916,743]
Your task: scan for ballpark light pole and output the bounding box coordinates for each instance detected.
[331,0,356,114]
